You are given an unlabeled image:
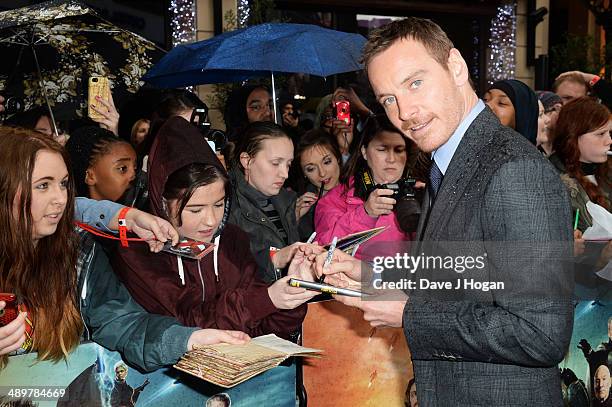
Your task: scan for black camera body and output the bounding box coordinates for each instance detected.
[190,107,226,151]
[357,168,421,233]
[358,167,416,201]
[375,177,417,201]
[2,95,25,116]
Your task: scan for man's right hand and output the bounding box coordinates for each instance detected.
[0,301,27,355]
[314,248,364,289]
[0,95,5,113]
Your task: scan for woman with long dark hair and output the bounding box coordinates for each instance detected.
[113,117,317,338]
[293,129,343,240]
[315,115,414,259]
[0,127,248,369]
[549,97,611,277]
[550,97,611,231]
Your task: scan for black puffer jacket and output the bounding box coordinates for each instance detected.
[228,166,299,283]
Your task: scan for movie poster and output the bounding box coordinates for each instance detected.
[560,288,612,407]
[0,342,296,407]
[302,300,413,407]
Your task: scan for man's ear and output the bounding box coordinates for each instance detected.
[239,152,251,170]
[447,48,469,87]
[84,169,96,186]
[361,145,367,161]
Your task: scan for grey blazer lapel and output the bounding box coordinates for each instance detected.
[422,109,497,240]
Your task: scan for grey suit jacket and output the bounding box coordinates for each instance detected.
[404,107,574,406]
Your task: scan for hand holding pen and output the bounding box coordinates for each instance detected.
[318,236,337,283]
[314,240,363,290]
[295,191,318,221]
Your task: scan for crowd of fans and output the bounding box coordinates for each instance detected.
[0,19,610,407]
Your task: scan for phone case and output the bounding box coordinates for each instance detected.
[162,239,215,260]
[88,76,110,120]
[0,293,17,327]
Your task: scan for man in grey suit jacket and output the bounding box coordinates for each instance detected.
[315,17,574,406]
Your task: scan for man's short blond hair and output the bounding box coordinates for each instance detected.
[361,17,454,71]
[552,73,587,93]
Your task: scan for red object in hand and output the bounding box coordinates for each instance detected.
[0,293,17,326]
[335,100,351,125]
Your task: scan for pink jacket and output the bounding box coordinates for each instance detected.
[314,180,411,259]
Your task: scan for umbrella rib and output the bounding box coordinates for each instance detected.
[92,12,167,53]
[0,39,30,46]
[73,29,122,34]
[33,33,50,45]
[0,28,32,46]
[305,35,326,76]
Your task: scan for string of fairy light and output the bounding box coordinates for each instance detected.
[169,1,515,85]
[169,0,196,46]
[487,1,517,84]
[170,0,251,40]
[237,0,251,28]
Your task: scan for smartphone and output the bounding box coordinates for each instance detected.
[288,278,364,297]
[161,239,215,260]
[88,76,110,120]
[335,100,351,125]
[0,293,18,327]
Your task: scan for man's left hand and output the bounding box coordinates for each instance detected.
[340,291,408,328]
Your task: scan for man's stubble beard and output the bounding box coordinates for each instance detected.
[401,90,464,154]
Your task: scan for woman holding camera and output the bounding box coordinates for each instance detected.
[314,115,413,259]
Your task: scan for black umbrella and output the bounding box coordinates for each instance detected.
[0,0,164,133]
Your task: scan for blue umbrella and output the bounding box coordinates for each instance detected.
[143,23,367,88]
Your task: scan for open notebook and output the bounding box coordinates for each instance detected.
[174,334,322,388]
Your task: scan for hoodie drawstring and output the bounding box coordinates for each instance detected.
[177,255,185,286]
[213,235,220,281]
[177,235,220,294]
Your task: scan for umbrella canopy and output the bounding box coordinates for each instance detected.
[0,0,164,120]
[143,23,367,88]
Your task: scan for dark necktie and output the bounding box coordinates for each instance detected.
[428,159,443,200]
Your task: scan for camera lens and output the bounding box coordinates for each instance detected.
[4,97,24,115]
[209,129,226,150]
